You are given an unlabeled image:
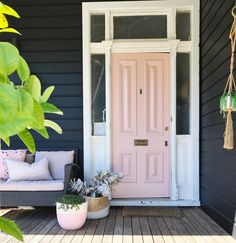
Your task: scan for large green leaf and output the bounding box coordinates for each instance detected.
[18,129,35,153]
[0,13,8,28]
[25,75,41,102]
[28,101,44,130]
[0,2,20,18]
[0,217,23,242]
[17,56,30,82]
[41,103,63,115]
[0,42,20,76]
[0,28,21,35]
[41,86,55,103]
[34,127,49,139]
[44,120,62,134]
[0,84,34,138]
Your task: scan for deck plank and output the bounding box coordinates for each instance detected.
[70,220,91,243]
[132,217,143,243]
[195,208,236,243]
[102,207,116,243]
[92,217,108,243]
[123,216,132,243]
[80,219,99,243]
[163,217,186,243]
[188,208,228,243]
[140,217,154,243]
[183,209,218,243]
[147,217,165,243]
[112,208,123,243]
[155,217,175,243]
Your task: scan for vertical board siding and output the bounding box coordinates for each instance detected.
[200,0,236,237]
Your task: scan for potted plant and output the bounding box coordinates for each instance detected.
[70,171,123,219]
[56,195,87,230]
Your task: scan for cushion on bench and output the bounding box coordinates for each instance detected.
[0,180,64,191]
[35,151,74,180]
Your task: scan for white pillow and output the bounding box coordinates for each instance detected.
[35,151,74,180]
[6,157,53,181]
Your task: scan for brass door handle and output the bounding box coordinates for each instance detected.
[165,141,168,147]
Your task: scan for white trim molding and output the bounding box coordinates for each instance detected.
[82,0,200,206]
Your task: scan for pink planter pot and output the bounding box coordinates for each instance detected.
[56,201,88,230]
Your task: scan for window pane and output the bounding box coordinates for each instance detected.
[176,12,191,41]
[114,15,167,39]
[91,15,105,42]
[177,53,190,135]
[91,55,106,136]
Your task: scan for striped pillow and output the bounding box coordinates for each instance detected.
[6,157,53,181]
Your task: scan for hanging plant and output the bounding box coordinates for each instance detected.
[220,6,236,150]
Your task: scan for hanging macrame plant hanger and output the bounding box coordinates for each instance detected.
[220,6,236,150]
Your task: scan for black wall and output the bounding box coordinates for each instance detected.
[200,0,236,237]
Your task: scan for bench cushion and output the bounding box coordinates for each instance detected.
[0,180,64,191]
[35,151,74,180]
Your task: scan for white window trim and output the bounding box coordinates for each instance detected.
[82,0,200,205]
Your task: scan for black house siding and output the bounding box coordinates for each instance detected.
[200,0,236,237]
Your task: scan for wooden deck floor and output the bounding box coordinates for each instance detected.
[0,207,235,243]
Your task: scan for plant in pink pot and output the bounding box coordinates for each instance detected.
[56,195,87,230]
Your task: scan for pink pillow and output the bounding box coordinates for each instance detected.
[0,150,26,180]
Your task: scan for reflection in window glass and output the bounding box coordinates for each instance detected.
[91,15,105,42]
[176,12,191,41]
[114,15,167,39]
[177,53,190,135]
[91,55,106,136]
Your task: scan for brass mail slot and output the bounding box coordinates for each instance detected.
[134,139,148,146]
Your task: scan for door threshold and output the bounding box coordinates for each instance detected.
[110,198,200,207]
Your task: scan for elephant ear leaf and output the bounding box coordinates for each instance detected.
[34,127,49,139]
[0,42,20,77]
[18,129,35,154]
[17,56,30,83]
[0,13,8,28]
[44,120,62,134]
[0,2,20,18]
[41,86,55,103]
[0,217,23,242]
[25,75,41,102]
[41,103,63,115]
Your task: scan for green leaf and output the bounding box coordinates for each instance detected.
[41,86,55,103]
[34,127,49,139]
[18,129,35,154]
[44,120,62,134]
[0,28,21,35]
[25,75,41,102]
[29,102,44,130]
[0,84,34,138]
[41,103,63,115]
[17,56,30,82]
[0,13,8,28]
[0,217,23,241]
[0,3,20,18]
[2,137,10,146]
[0,42,20,76]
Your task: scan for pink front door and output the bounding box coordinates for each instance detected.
[112,53,170,198]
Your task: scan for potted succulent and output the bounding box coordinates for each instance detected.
[56,195,87,230]
[70,171,123,219]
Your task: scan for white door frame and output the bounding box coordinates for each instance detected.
[82,0,200,205]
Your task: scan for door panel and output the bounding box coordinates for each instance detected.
[112,53,170,198]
